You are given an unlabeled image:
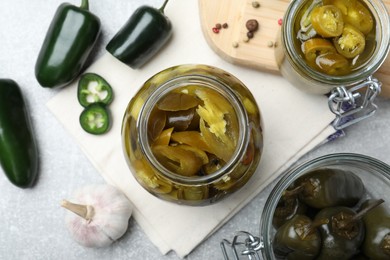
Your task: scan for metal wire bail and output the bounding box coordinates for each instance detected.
[221,231,263,260]
[328,77,381,130]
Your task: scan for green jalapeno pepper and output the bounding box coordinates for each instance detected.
[78,73,113,107]
[35,0,101,88]
[273,186,308,229]
[273,214,325,260]
[106,0,172,69]
[361,199,390,259]
[293,168,365,209]
[314,200,383,259]
[79,103,111,135]
[0,79,39,188]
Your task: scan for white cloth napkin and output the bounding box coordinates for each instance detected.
[47,0,335,257]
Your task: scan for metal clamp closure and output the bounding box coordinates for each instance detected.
[328,77,381,130]
[221,231,263,260]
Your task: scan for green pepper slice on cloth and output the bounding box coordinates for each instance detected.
[106,0,172,69]
[80,103,111,135]
[35,0,101,88]
[0,79,39,188]
[78,73,113,107]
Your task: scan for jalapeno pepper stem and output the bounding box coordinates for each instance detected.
[296,218,329,239]
[61,199,95,223]
[282,185,304,198]
[80,0,89,10]
[337,199,385,230]
[159,0,170,13]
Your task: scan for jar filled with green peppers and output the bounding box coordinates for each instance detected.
[121,64,263,206]
[275,0,390,94]
[257,153,390,260]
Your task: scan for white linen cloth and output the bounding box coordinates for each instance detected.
[47,0,335,257]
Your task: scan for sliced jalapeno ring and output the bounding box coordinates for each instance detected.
[333,24,366,58]
[302,38,336,63]
[316,52,349,75]
[78,73,113,107]
[79,103,111,135]
[310,5,344,37]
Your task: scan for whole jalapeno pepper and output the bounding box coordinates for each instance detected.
[0,79,39,188]
[314,200,384,259]
[272,186,308,229]
[361,199,390,259]
[106,0,172,69]
[35,0,101,88]
[293,168,365,209]
[272,214,326,259]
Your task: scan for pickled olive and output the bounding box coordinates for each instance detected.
[152,145,203,177]
[343,1,374,35]
[293,169,364,209]
[165,108,195,131]
[171,131,212,154]
[152,127,174,146]
[310,5,344,37]
[273,215,325,260]
[301,38,336,63]
[333,24,365,58]
[272,193,308,229]
[314,200,384,259]
[361,200,390,259]
[316,52,349,75]
[147,108,166,142]
[156,92,199,111]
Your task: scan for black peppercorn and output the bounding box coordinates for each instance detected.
[246,19,259,32]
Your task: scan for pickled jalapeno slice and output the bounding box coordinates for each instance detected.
[310,5,344,37]
[333,24,365,58]
[152,145,203,177]
[157,92,199,111]
[343,1,374,35]
[316,52,349,75]
[301,38,336,63]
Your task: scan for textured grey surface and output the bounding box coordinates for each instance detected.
[0,1,390,259]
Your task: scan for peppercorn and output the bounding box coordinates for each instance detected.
[222,23,228,29]
[246,19,259,32]
[247,31,254,39]
[215,23,222,29]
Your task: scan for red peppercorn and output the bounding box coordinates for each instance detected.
[278,18,283,26]
[212,27,220,34]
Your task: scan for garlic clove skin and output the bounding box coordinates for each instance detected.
[62,184,133,248]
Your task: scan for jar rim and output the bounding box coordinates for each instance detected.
[137,72,250,186]
[282,0,390,86]
[260,152,390,259]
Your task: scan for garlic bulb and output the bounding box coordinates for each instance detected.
[61,184,133,248]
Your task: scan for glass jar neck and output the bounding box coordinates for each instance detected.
[282,0,390,86]
[137,74,250,185]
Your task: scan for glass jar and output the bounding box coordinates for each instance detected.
[261,153,390,259]
[275,0,390,94]
[221,153,390,259]
[121,64,263,206]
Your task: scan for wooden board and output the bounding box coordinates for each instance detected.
[199,0,390,97]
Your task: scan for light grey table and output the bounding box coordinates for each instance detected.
[1,1,389,259]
